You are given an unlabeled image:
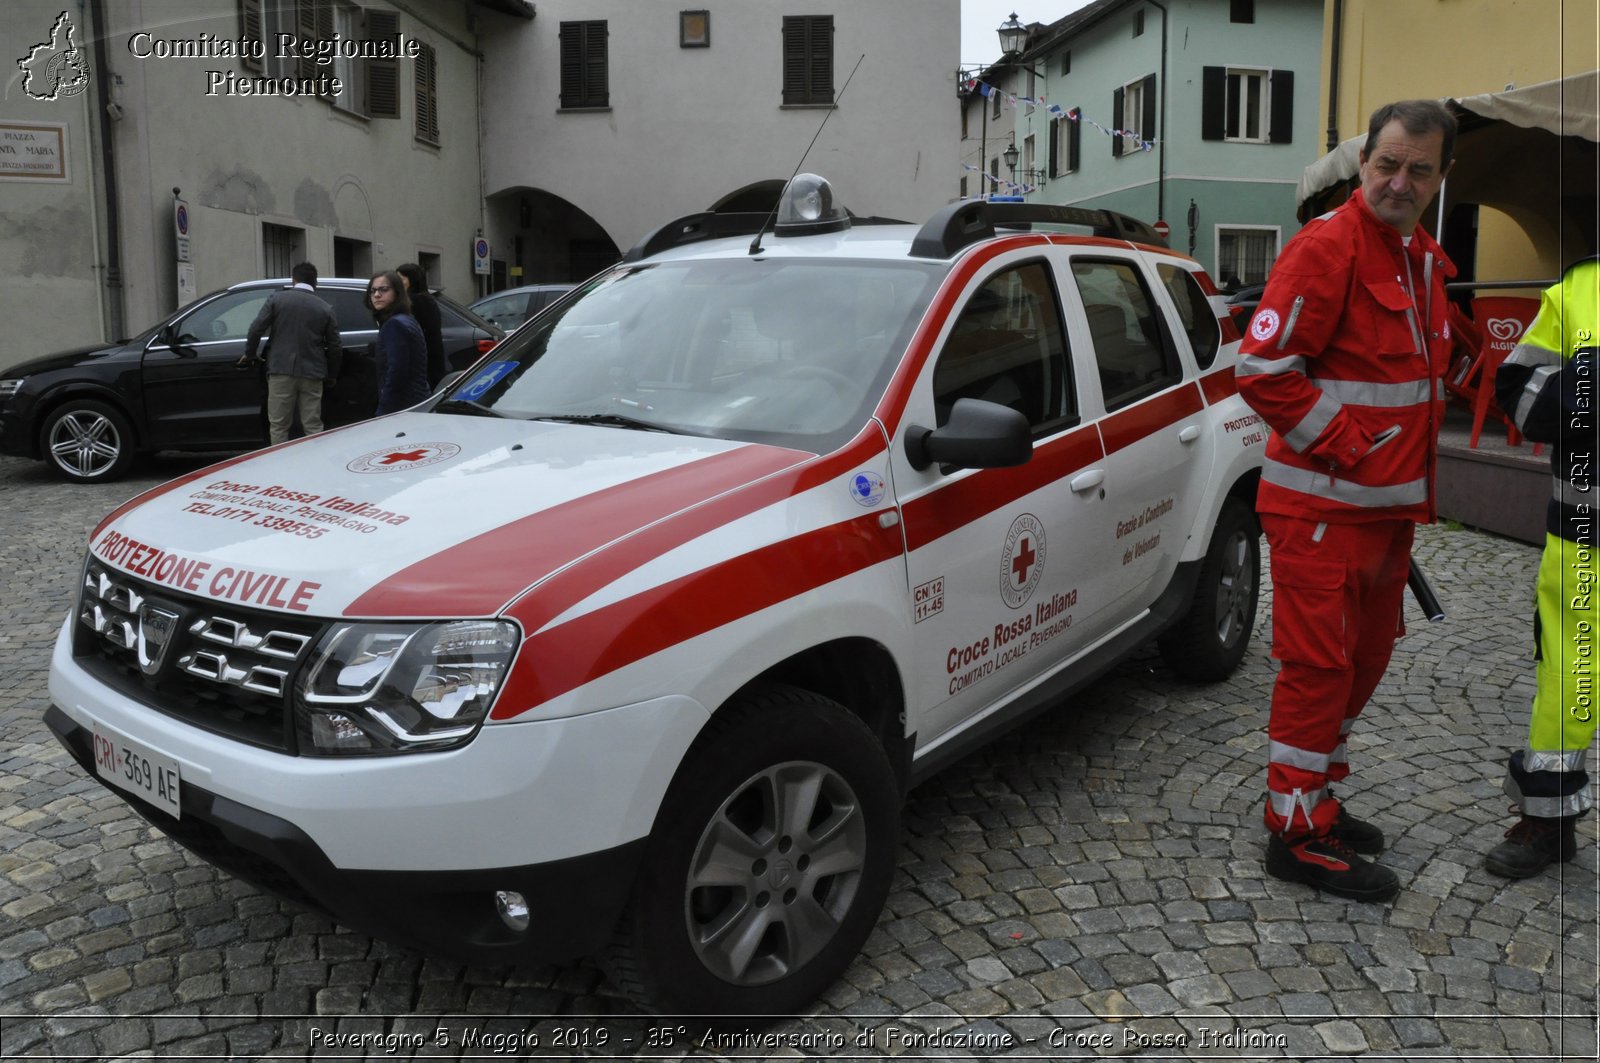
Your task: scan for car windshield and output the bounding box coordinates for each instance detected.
[433,258,941,451]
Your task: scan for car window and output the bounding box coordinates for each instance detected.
[932,261,1075,435]
[1157,264,1221,370]
[1070,259,1180,409]
[173,290,272,343]
[472,293,529,330]
[324,288,376,333]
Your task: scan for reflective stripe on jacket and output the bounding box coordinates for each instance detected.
[1494,257,1600,544]
[1237,191,1456,523]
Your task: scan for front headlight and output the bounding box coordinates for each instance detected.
[0,378,24,400]
[294,619,519,756]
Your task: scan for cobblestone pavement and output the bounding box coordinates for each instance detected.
[1,452,1596,1061]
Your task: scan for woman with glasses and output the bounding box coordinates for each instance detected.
[366,270,429,415]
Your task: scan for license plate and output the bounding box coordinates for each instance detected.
[92,722,181,819]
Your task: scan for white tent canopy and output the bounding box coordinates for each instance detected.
[1295,70,1600,208]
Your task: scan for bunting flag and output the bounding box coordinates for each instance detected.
[961,162,1037,197]
[965,79,1156,154]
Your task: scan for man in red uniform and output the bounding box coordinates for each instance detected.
[1237,100,1457,901]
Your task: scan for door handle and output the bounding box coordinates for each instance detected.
[1178,424,1201,444]
[1069,468,1105,494]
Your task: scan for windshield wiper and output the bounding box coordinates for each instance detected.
[434,398,510,418]
[531,412,688,435]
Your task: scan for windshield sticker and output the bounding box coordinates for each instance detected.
[850,470,886,507]
[346,442,462,474]
[1000,513,1045,608]
[453,361,518,402]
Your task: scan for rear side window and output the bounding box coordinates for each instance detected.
[472,292,530,330]
[1070,259,1180,409]
[933,262,1076,435]
[1157,264,1221,370]
[324,289,377,333]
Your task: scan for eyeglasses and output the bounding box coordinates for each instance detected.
[369,285,393,294]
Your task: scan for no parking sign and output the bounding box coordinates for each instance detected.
[472,236,490,276]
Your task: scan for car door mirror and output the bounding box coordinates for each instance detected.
[903,398,1032,472]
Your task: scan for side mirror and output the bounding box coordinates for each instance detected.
[903,398,1032,472]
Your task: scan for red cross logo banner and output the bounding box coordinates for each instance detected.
[346,442,463,474]
[999,513,1046,608]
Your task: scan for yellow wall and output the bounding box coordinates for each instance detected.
[1323,0,1599,138]
[1319,0,1598,282]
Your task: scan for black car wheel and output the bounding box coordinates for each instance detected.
[1159,496,1260,681]
[41,400,136,484]
[606,686,898,1016]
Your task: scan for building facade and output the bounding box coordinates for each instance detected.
[1,0,957,373]
[477,0,958,287]
[964,0,1322,288]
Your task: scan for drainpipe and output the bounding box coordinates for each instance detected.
[89,0,123,339]
[1325,0,1343,152]
[1147,0,1168,223]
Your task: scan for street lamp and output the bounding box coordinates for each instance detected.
[997,13,1028,58]
[1003,140,1019,186]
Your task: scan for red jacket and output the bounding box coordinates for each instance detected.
[1237,191,1456,524]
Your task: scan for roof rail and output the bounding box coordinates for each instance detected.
[622,212,770,263]
[909,200,1167,259]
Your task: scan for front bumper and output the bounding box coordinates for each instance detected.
[47,703,646,966]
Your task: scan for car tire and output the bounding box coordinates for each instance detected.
[1159,496,1260,681]
[605,685,899,1016]
[41,400,137,484]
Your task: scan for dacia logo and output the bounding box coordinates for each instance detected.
[136,604,181,676]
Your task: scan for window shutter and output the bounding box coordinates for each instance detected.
[295,1,319,81]
[1201,66,1225,140]
[1048,119,1059,178]
[782,17,806,104]
[1268,68,1294,143]
[415,42,439,142]
[1112,86,1124,156]
[1068,111,1081,171]
[810,17,833,104]
[1141,74,1157,142]
[782,16,831,105]
[365,8,401,118]
[586,22,609,106]
[239,0,263,73]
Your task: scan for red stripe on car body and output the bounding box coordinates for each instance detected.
[1199,367,1239,405]
[901,424,1104,552]
[491,510,904,718]
[345,444,810,617]
[503,426,888,634]
[1098,385,1204,455]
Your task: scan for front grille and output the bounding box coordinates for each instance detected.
[74,560,324,753]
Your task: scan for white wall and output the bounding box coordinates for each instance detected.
[478,0,960,255]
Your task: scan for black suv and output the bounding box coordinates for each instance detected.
[0,278,503,483]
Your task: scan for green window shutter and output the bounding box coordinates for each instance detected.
[365,8,401,118]
[1268,69,1294,143]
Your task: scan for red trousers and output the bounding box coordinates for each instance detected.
[1262,514,1412,837]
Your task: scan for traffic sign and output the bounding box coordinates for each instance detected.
[1152,219,1170,239]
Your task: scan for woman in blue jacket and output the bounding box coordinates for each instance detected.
[366,270,429,415]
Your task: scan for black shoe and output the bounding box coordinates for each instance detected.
[1484,814,1579,878]
[1266,833,1400,901]
[1330,803,1384,855]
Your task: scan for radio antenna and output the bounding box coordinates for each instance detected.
[749,53,866,255]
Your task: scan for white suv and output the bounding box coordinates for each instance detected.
[47,176,1264,1016]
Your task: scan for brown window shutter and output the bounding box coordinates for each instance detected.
[781,17,807,104]
[365,8,401,118]
[239,0,264,73]
[782,15,832,105]
[809,16,833,104]
[560,21,608,108]
[415,42,439,142]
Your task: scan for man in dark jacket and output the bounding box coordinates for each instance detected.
[240,261,342,445]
